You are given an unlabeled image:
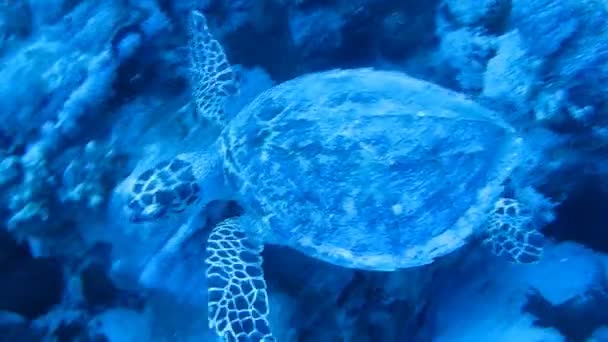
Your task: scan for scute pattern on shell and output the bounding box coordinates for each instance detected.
[221,69,520,270]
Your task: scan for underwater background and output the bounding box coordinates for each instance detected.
[0,0,608,341]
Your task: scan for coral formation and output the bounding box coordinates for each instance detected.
[0,0,606,340]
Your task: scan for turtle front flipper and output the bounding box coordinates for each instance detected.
[206,216,275,341]
[187,10,239,130]
[482,197,545,264]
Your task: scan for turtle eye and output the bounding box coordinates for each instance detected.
[155,190,176,206]
[127,199,142,210]
[175,183,192,200]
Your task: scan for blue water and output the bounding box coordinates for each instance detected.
[0,0,607,341]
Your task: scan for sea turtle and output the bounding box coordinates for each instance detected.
[120,10,547,341]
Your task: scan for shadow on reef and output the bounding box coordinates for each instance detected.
[522,285,608,342]
[522,177,608,341]
[0,230,145,341]
[544,177,608,254]
[263,245,435,341]
[0,229,64,320]
[211,0,440,82]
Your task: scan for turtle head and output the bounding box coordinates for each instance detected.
[126,157,201,223]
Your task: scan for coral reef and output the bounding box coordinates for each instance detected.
[0,0,606,340]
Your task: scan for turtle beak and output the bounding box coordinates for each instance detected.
[129,203,167,223]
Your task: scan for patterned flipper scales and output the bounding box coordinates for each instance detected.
[187,10,238,129]
[483,197,545,264]
[206,216,275,341]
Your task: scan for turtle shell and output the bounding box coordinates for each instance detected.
[220,68,523,271]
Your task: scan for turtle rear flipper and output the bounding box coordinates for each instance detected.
[186,10,239,131]
[483,198,545,264]
[206,216,275,341]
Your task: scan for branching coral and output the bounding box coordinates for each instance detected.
[442,0,511,31]
[0,0,169,244]
[482,30,542,115]
[60,141,129,210]
[438,28,495,93]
